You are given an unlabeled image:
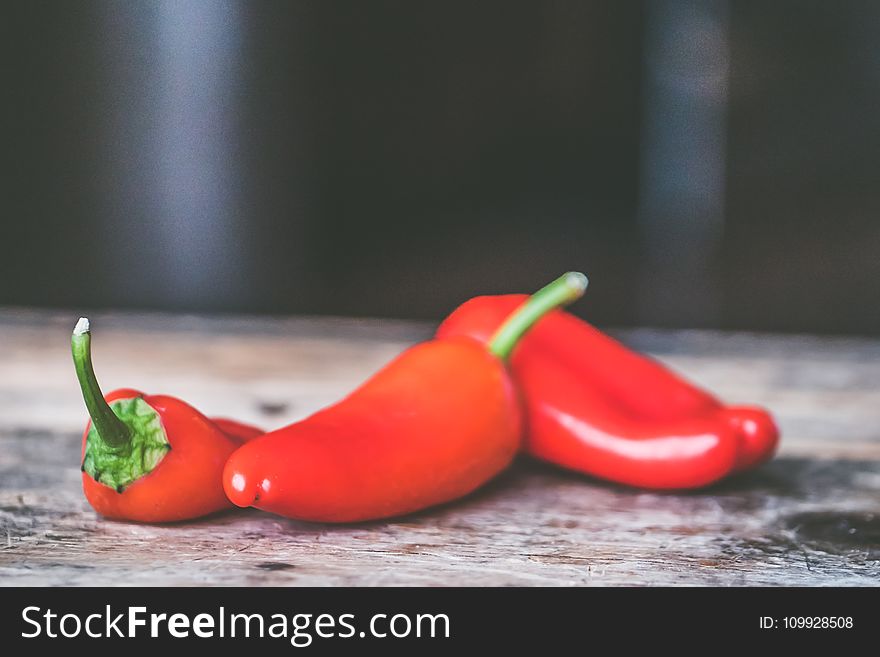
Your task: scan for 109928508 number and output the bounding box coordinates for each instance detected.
[783,617,853,629]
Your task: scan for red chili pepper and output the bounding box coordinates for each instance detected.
[436,294,779,489]
[223,273,589,522]
[71,318,263,523]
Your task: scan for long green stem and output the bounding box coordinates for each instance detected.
[71,318,130,449]
[489,272,588,361]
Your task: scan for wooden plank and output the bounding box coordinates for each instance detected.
[1,308,878,586]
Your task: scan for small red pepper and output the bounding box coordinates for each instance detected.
[71,318,263,522]
[223,273,589,522]
[437,294,779,489]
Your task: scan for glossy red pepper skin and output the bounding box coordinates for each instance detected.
[223,336,522,522]
[437,295,779,488]
[82,388,263,523]
[211,417,265,444]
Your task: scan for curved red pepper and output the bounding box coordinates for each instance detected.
[223,274,588,522]
[224,338,522,522]
[72,321,263,523]
[437,295,779,488]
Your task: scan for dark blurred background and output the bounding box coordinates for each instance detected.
[3,1,879,335]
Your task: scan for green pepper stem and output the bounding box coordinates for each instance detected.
[488,272,588,361]
[71,318,131,449]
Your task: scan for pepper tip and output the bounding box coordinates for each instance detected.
[223,466,263,508]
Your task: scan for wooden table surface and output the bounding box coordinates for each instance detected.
[1,308,878,586]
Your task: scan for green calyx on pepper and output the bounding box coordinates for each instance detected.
[71,318,170,492]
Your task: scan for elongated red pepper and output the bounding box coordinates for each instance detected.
[71,318,263,522]
[437,295,779,488]
[223,273,589,522]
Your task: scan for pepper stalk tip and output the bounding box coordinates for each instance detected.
[74,317,90,336]
[564,272,589,294]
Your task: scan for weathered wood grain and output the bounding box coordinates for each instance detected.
[1,308,878,586]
